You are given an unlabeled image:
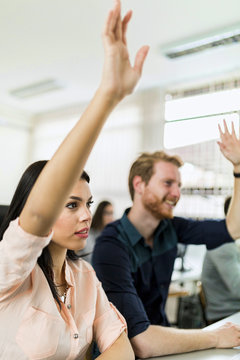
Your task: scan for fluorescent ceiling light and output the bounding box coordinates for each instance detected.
[161,23,240,59]
[9,79,63,99]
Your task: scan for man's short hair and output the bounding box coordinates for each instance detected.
[128,151,183,200]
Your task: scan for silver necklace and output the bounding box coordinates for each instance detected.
[56,284,69,304]
[60,285,69,303]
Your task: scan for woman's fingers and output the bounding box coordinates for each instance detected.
[133,45,150,76]
[122,10,132,45]
[114,1,122,41]
[103,0,121,42]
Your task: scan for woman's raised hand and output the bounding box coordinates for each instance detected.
[19,0,149,237]
[100,0,149,102]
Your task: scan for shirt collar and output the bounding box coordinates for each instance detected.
[120,208,170,246]
[154,218,169,237]
[120,208,143,246]
[64,260,74,288]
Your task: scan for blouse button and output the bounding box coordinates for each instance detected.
[73,333,79,339]
[67,304,71,309]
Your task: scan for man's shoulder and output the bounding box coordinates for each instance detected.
[100,218,122,236]
[97,218,126,243]
[93,218,131,264]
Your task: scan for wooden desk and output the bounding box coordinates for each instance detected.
[142,312,240,360]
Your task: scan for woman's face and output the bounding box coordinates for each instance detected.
[51,179,93,251]
[102,204,114,227]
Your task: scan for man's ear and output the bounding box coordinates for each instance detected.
[132,175,145,195]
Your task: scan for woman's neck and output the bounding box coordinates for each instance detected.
[48,242,67,285]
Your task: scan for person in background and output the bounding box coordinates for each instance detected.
[0,1,149,358]
[78,200,114,263]
[202,195,240,324]
[92,201,114,232]
[92,121,240,359]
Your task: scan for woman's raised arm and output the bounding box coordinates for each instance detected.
[19,0,149,236]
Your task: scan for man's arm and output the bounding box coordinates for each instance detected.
[130,322,240,359]
[93,227,240,358]
[218,120,240,239]
[92,226,151,339]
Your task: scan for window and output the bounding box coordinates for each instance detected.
[164,82,240,219]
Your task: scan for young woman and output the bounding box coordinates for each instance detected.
[0,1,149,359]
[92,201,114,232]
[78,200,114,263]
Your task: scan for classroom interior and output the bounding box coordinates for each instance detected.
[1,0,240,330]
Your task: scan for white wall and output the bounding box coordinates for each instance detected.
[30,88,166,218]
[0,124,31,204]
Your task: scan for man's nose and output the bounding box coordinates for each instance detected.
[171,185,181,199]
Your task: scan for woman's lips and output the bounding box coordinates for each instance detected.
[74,228,89,239]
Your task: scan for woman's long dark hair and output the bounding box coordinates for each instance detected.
[0,160,90,308]
[91,200,112,231]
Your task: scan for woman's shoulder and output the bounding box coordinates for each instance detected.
[67,258,100,292]
[67,257,95,273]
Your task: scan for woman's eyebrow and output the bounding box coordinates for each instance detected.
[69,195,93,201]
[69,196,82,201]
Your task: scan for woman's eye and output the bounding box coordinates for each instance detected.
[87,200,94,208]
[66,202,77,209]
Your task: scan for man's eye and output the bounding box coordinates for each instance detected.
[87,200,94,208]
[165,181,172,186]
[66,202,77,209]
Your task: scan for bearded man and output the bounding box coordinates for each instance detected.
[92,122,240,359]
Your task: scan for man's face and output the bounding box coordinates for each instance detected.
[141,161,181,220]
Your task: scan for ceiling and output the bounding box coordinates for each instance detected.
[1,0,240,120]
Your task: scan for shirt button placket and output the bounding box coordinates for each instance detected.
[73,333,79,339]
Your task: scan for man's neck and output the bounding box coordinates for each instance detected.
[127,203,161,244]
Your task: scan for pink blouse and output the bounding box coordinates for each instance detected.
[0,219,126,359]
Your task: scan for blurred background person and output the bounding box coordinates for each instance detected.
[78,200,114,263]
[201,196,240,324]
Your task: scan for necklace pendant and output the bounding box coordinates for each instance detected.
[58,284,69,304]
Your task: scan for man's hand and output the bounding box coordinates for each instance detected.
[212,322,240,348]
[218,120,240,238]
[218,119,240,166]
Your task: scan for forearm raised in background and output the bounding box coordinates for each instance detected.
[226,168,240,239]
[218,120,240,239]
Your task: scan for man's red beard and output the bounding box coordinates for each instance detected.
[142,190,177,220]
